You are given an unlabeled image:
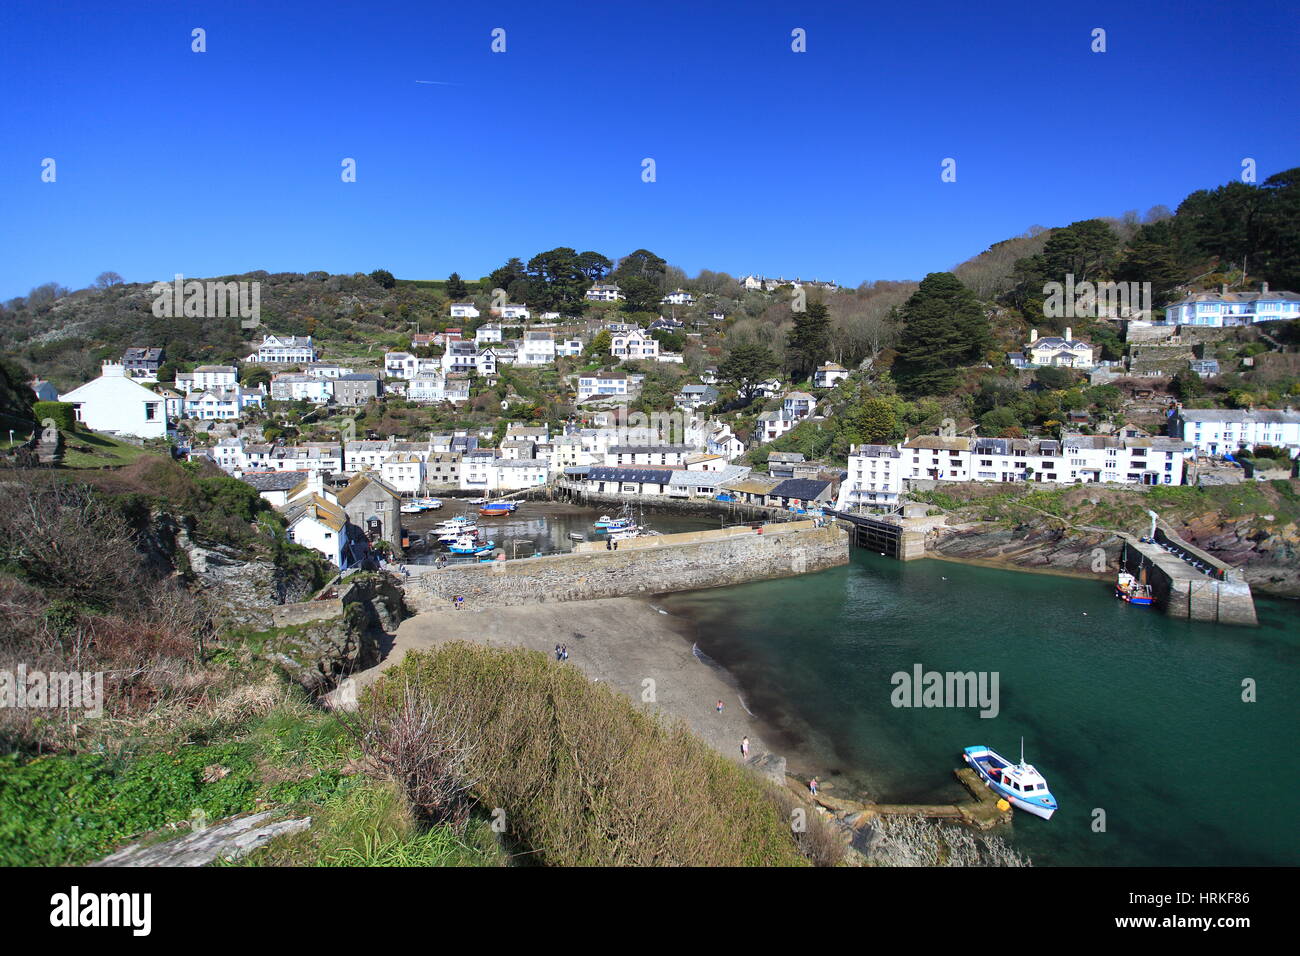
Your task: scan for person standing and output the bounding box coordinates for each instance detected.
[716,700,724,714]
[740,736,750,759]
[809,777,819,796]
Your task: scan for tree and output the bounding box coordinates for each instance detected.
[719,343,778,401]
[584,330,612,358]
[841,398,898,445]
[489,257,527,292]
[94,271,124,289]
[525,248,589,316]
[1170,369,1205,401]
[446,272,468,299]
[785,302,831,381]
[576,251,612,283]
[612,249,667,287]
[1034,366,1075,390]
[370,269,396,289]
[619,275,661,313]
[893,273,989,396]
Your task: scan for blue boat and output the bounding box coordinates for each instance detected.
[714,493,736,502]
[448,536,495,555]
[963,741,1057,820]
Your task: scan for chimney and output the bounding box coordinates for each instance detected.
[1221,283,1229,295]
[1030,329,1038,343]
[1065,327,1072,341]
[1261,281,1269,294]
[101,361,125,377]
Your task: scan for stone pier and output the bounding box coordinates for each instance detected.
[1119,529,1258,626]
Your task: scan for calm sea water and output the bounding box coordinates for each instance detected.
[660,551,1300,866]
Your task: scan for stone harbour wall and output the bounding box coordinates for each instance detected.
[408,523,848,608]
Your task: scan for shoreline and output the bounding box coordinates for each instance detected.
[343,594,835,793]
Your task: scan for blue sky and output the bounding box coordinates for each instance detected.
[1,0,1297,300]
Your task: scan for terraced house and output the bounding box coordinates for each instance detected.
[1162,283,1300,326]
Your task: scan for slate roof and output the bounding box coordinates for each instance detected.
[768,478,832,501]
[1179,408,1300,424]
[239,472,307,492]
[587,465,676,484]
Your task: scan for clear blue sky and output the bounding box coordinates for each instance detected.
[2,0,1297,300]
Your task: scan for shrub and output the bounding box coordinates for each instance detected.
[32,401,76,431]
[364,643,808,866]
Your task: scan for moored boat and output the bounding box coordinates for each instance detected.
[448,535,495,555]
[479,501,517,516]
[963,741,1057,820]
[1115,571,1154,606]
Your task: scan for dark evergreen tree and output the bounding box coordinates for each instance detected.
[893,272,989,396]
[785,302,831,381]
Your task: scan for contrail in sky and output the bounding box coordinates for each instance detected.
[414,80,459,85]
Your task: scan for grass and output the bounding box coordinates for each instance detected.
[230,777,505,867]
[58,429,164,469]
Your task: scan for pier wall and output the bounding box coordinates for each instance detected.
[1119,532,1258,626]
[407,522,848,609]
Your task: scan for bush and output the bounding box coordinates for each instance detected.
[364,644,809,866]
[32,401,76,431]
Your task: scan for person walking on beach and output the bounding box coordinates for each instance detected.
[716,700,724,714]
[453,595,464,611]
[809,777,819,796]
[561,644,569,661]
[605,537,612,551]
[740,736,750,760]
[555,644,562,661]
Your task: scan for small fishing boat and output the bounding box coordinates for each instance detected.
[400,503,424,514]
[594,516,635,533]
[963,741,1057,820]
[1115,571,1154,606]
[437,524,478,542]
[609,527,642,541]
[479,500,518,516]
[414,497,442,510]
[448,535,495,555]
[568,531,586,541]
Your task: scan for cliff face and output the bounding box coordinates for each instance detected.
[133,508,327,627]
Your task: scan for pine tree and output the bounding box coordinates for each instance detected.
[893,272,989,396]
[786,302,831,381]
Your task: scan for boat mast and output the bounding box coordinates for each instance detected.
[1019,736,1025,768]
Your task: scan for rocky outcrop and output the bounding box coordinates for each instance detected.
[929,522,1122,575]
[1178,514,1300,598]
[92,810,311,867]
[261,573,409,694]
[132,508,325,626]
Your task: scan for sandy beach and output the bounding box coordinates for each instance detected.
[341,595,806,775]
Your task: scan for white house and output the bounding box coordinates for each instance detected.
[610,329,659,360]
[450,303,480,320]
[518,331,556,366]
[783,391,816,418]
[586,283,624,302]
[1163,283,1300,327]
[245,334,318,364]
[1175,408,1300,457]
[577,370,630,401]
[175,365,238,393]
[837,444,903,511]
[492,458,549,491]
[813,362,849,389]
[662,289,695,306]
[475,324,504,345]
[496,304,531,321]
[305,363,353,379]
[555,337,584,357]
[378,455,425,494]
[270,374,332,404]
[183,385,265,420]
[1025,329,1095,369]
[59,363,167,439]
[283,493,350,566]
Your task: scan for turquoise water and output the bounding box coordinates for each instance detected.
[660,552,1300,866]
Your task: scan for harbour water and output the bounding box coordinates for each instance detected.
[659,550,1300,866]
[404,501,720,564]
